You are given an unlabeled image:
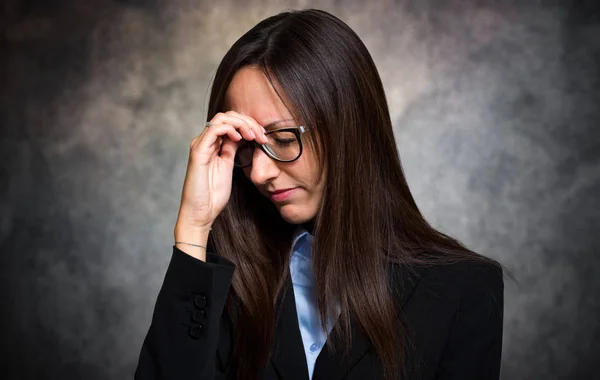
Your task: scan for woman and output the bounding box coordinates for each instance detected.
[135,8,504,380]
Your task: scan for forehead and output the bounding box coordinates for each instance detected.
[225,66,294,127]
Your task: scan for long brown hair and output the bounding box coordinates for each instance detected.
[207,9,502,380]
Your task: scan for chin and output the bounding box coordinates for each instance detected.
[276,204,316,224]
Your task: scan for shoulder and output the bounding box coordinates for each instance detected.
[421,259,503,289]
[392,257,504,311]
[402,259,505,379]
[425,259,504,312]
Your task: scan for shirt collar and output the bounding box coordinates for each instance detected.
[291,225,312,256]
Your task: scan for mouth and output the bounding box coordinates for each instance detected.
[268,187,298,202]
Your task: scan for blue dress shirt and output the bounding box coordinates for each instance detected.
[289,227,340,380]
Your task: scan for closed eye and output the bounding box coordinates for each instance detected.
[272,138,296,146]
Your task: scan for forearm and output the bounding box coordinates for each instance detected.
[135,245,236,379]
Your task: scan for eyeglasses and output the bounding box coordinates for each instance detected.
[234,125,307,168]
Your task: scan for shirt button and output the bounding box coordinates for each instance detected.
[310,343,320,352]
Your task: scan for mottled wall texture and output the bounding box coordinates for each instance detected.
[1,0,599,379]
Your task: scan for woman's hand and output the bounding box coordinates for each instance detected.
[174,111,267,260]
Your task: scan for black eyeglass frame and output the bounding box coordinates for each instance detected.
[234,125,308,168]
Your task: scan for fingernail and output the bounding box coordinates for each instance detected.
[251,131,256,138]
[262,127,266,133]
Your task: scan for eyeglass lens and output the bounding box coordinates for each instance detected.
[234,128,301,167]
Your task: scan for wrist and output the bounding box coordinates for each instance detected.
[174,224,211,261]
[174,215,212,234]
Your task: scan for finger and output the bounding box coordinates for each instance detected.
[211,112,259,142]
[196,124,243,151]
[219,136,239,165]
[225,110,266,135]
[224,111,268,143]
[190,123,213,148]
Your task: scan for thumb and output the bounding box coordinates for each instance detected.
[219,137,239,166]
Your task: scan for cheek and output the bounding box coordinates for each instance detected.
[296,146,322,185]
[285,159,318,189]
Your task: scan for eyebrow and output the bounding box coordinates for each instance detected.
[262,119,295,130]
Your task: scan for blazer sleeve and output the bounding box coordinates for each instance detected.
[135,246,236,380]
[434,263,505,380]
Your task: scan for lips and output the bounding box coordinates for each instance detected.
[268,187,298,202]
[270,187,297,194]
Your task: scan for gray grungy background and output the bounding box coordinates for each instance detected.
[1,0,599,379]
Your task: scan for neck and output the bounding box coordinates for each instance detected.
[301,219,315,235]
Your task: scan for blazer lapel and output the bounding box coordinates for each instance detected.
[270,272,310,380]
[270,265,423,380]
[313,264,423,380]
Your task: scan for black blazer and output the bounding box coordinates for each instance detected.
[135,246,504,380]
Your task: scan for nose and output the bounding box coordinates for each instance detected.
[246,146,280,186]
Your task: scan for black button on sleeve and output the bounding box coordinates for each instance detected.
[188,324,203,339]
[193,294,207,308]
[192,309,205,323]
